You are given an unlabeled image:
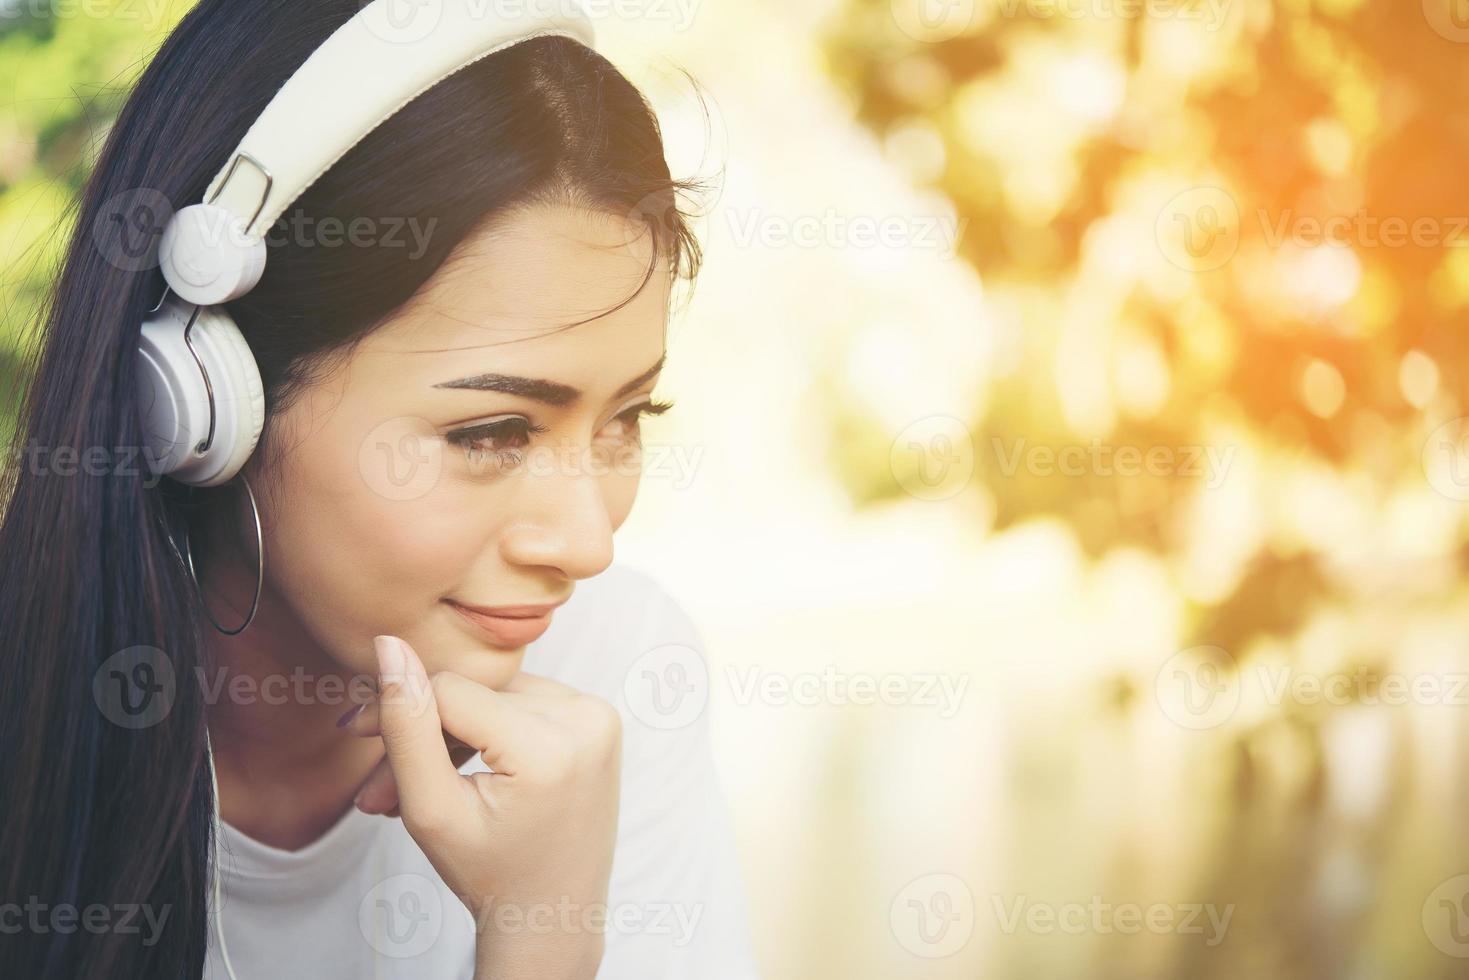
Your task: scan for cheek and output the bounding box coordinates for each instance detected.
[260,436,499,665]
[605,469,639,529]
[594,439,643,529]
[255,419,641,688]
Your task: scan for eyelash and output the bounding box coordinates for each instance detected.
[445,399,675,469]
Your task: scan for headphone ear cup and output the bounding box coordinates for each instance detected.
[136,299,264,487]
[159,203,269,306]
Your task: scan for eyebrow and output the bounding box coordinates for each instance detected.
[431,354,666,408]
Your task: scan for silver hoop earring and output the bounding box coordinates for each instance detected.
[183,472,264,636]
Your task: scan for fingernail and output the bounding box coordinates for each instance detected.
[336,702,366,728]
[403,637,428,686]
[399,638,431,715]
[374,634,405,683]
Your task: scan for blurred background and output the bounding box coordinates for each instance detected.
[7,0,1469,977]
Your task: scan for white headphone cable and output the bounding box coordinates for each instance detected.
[205,727,242,980]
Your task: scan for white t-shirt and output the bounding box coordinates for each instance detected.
[204,562,759,980]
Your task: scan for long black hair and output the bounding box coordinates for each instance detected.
[0,1,702,975]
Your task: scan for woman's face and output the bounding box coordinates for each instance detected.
[241,203,670,691]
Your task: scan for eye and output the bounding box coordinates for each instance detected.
[603,398,675,442]
[443,399,676,474]
[445,417,549,471]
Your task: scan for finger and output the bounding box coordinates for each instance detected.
[344,689,565,738]
[501,671,583,697]
[425,671,554,775]
[355,738,478,815]
[353,755,397,815]
[342,700,381,736]
[499,674,619,734]
[372,634,464,825]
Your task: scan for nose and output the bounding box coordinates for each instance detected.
[496,439,616,581]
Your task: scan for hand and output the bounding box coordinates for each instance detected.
[352,634,622,980]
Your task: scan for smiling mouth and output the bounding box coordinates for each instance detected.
[443,599,557,650]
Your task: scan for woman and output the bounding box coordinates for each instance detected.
[0,1,756,978]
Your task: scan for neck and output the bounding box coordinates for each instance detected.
[199,550,385,850]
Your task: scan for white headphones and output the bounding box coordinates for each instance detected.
[164,3,599,977]
[136,0,597,488]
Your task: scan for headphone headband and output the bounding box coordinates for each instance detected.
[141,0,599,487]
[205,2,596,238]
[161,0,596,306]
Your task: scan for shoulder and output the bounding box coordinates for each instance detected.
[521,560,706,695]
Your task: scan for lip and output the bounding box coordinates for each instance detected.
[444,598,563,649]
[451,597,569,618]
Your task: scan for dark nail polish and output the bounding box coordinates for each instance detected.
[336,702,366,728]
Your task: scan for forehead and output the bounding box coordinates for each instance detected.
[358,204,670,390]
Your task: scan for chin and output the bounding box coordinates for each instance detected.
[421,632,528,690]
